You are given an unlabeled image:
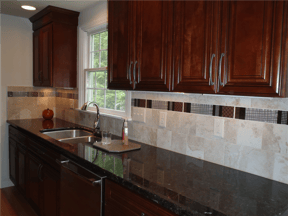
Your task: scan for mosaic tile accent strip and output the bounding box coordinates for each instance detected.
[8,91,77,99]
[132,97,288,125]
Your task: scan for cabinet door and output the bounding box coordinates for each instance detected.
[33,30,42,86]
[9,138,17,186]
[41,164,60,216]
[39,24,53,87]
[27,152,42,215]
[217,1,288,96]
[108,1,134,90]
[134,1,173,91]
[17,144,26,195]
[172,1,218,93]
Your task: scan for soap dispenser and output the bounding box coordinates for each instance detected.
[122,119,128,145]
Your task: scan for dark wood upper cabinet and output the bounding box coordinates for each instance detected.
[108,0,288,97]
[108,1,134,90]
[134,1,173,91]
[217,1,288,97]
[108,1,173,91]
[172,1,217,93]
[30,6,79,88]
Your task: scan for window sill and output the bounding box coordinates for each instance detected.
[74,108,132,121]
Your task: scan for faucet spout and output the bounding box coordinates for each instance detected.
[86,102,101,137]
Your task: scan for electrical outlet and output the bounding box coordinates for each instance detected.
[159,112,167,127]
[214,118,224,137]
[132,107,146,123]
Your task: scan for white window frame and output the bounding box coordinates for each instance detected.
[78,25,131,119]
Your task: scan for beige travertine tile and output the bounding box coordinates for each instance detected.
[224,144,244,169]
[224,118,239,144]
[114,118,124,136]
[251,97,288,111]
[204,139,225,165]
[146,92,190,102]
[236,120,264,149]
[157,128,172,150]
[131,91,146,99]
[133,123,157,146]
[196,115,214,139]
[166,111,196,135]
[128,121,134,139]
[262,123,288,155]
[145,108,160,128]
[171,131,187,155]
[273,153,288,184]
[239,146,275,179]
[186,135,205,160]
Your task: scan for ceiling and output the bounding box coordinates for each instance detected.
[1,1,102,19]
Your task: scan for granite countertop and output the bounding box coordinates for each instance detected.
[7,118,288,216]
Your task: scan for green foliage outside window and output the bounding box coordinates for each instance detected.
[87,30,125,111]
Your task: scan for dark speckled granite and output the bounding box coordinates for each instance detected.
[7,118,288,216]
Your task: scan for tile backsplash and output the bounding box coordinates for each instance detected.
[6,87,288,185]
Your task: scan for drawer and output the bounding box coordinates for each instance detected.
[9,126,28,145]
[105,179,176,216]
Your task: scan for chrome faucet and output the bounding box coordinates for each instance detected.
[81,101,101,137]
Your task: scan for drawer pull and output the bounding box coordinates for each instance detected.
[204,212,212,215]
[56,159,69,164]
[141,213,145,216]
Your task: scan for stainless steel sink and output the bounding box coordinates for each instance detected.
[59,136,101,145]
[41,129,93,140]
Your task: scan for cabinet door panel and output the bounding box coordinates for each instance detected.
[173,1,217,93]
[41,165,60,216]
[40,24,52,87]
[18,145,26,195]
[134,1,173,91]
[27,152,42,214]
[9,139,17,185]
[218,1,288,96]
[108,1,134,90]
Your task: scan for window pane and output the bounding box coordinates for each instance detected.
[116,90,126,111]
[106,90,115,109]
[100,51,108,67]
[95,89,105,108]
[100,31,108,50]
[91,52,99,68]
[91,34,100,51]
[86,72,96,88]
[95,71,106,89]
[86,89,95,102]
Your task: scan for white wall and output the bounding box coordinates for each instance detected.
[1,14,33,188]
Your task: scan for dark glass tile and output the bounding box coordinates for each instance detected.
[8,92,13,97]
[184,103,191,113]
[151,100,168,110]
[133,99,146,108]
[147,100,152,108]
[67,93,73,99]
[39,92,45,97]
[73,94,78,100]
[235,107,246,119]
[278,111,288,125]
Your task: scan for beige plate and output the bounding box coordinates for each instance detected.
[92,140,141,153]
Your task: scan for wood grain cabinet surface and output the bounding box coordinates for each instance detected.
[30,6,79,88]
[108,0,288,97]
[105,179,177,216]
[9,126,60,216]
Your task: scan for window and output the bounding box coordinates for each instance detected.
[84,29,130,118]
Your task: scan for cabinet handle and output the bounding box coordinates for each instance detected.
[38,164,43,182]
[129,61,133,84]
[133,61,138,85]
[209,54,215,86]
[218,53,225,88]
[56,159,101,187]
[141,213,145,216]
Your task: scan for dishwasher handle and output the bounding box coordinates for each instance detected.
[56,159,102,187]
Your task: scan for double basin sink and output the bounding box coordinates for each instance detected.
[42,129,101,145]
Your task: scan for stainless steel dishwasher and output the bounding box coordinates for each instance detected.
[56,156,106,216]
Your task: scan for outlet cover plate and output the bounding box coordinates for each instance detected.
[132,107,146,123]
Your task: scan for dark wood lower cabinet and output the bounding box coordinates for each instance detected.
[105,179,177,216]
[9,138,17,186]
